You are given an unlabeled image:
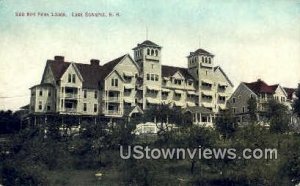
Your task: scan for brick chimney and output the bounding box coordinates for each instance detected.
[90,59,100,66]
[54,56,64,62]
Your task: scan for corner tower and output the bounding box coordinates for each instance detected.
[132,40,162,109]
[187,48,215,110]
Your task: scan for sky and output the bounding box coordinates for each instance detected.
[0,0,299,110]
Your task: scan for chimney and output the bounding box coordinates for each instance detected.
[90,59,100,66]
[54,56,64,62]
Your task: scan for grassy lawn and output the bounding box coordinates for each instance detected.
[46,167,122,186]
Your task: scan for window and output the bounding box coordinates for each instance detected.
[111,79,118,87]
[94,104,98,112]
[233,107,236,113]
[83,103,87,112]
[188,81,193,86]
[83,90,87,98]
[48,91,51,97]
[281,97,285,102]
[250,94,254,99]
[61,87,64,93]
[124,88,131,94]
[174,79,182,85]
[155,50,158,56]
[155,75,159,81]
[31,91,36,96]
[205,57,208,63]
[68,74,72,83]
[151,49,154,56]
[39,90,43,96]
[39,101,42,110]
[94,91,97,99]
[232,97,236,103]
[202,56,204,62]
[175,93,181,97]
[208,58,211,64]
[47,105,51,111]
[147,74,150,80]
[242,107,245,113]
[219,96,226,102]
[147,48,150,55]
[162,92,168,97]
[72,74,76,83]
[61,99,64,108]
[196,69,199,75]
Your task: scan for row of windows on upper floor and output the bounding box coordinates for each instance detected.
[134,48,159,58]
[231,94,286,104]
[189,56,212,65]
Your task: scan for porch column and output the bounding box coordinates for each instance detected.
[199,113,202,124]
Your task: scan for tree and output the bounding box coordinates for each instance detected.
[215,109,238,140]
[266,99,290,134]
[0,110,21,134]
[247,97,258,123]
[293,83,300,117]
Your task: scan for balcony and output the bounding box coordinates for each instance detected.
[104,109,122,116]
[64,108,77,112]
[65,93,78,99]
[105,96,121,102]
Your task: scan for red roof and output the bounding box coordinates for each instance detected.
[244,79,276,94]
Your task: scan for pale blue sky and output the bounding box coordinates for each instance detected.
[0,0,299,110]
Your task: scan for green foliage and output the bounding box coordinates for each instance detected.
[0,110,21,134]
[247,97,258,123]
[266,99,290,133]
[1,108,300,185]
[293,83,300,117]
[215,110,238,139]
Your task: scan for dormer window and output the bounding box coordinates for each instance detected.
[72,74,76,83]
[68,74,72,83]
[202,56,204,62]
[147,48,150,55]
[174,79,182,85]
[208,58,211,64]
[155,50,158,56]
[111,79,118,87]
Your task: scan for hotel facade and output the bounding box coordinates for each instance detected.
[29,40,234,125]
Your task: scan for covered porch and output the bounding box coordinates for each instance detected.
[183,106,214,127]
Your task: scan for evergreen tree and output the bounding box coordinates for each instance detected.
[293,83,300,117]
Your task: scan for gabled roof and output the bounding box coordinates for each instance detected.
[132,40,161,49]
[47,60,70,80]
[75,63,104,89]
[214,66,234,87]
[189,48,214,56]
[101,54,127,78]
[162,65,194,80]
[46,54,129,89]
[243,79,276,94]
[284,87,296,100]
